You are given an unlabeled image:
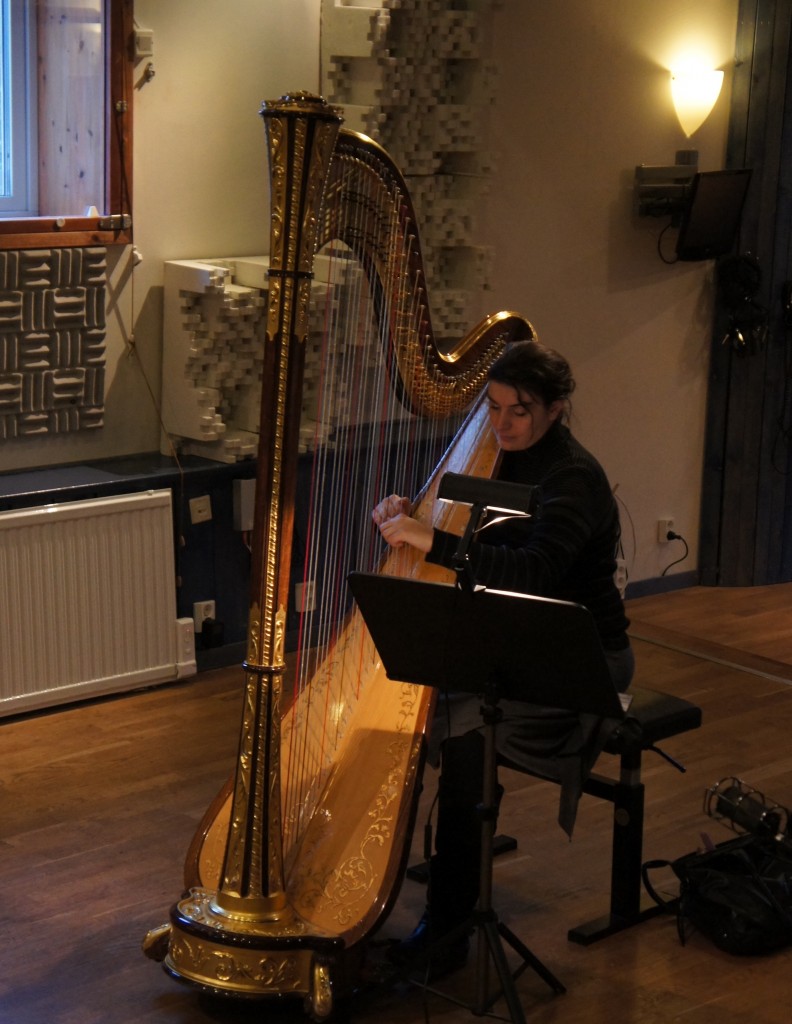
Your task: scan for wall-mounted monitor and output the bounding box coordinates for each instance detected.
[675,168,752,262]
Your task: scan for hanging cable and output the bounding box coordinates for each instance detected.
[661,530,689,576]
[118,245,187,582]
[657,220,679,265]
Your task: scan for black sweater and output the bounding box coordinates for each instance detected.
[426,421,630,650]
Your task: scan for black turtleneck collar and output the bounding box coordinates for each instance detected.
[499,420,571,484]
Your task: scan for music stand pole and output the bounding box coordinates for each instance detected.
[426,497,565,1021]
[464,683,566,1023]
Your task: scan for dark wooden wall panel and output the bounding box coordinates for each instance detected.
[700,0,792,585]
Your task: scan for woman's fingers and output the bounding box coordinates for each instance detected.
[372,494,410,525]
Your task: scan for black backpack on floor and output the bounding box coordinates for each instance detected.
[642,833,792,955]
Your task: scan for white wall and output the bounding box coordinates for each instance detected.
[484,0,738,584]
[3,0,740,588]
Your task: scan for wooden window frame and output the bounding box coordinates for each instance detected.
[0,0,133,250]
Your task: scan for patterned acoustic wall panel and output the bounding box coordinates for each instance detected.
[0,247,107,440]
[321,0,498,339]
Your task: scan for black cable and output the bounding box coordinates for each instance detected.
[661,531,689,576]
[657,221,679,265]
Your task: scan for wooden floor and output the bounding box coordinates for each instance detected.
[3,585,792,1023]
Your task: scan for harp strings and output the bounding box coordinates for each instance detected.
[279,146,457,851]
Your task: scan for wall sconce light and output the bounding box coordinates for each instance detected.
[671,66,724,137]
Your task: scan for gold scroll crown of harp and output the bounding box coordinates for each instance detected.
[145,92,535,1016]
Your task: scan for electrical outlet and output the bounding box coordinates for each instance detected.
[295,581,316,613]
[193,600,216,631]
[134,27,154,59]
[614,558,628,597]
[175,618,196,678]
[657,517,675,543]
[189,495,212,525]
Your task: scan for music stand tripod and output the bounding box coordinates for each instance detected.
[349,579,568,1022]
[350,477,627,1021]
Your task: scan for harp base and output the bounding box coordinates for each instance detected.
[143,888,344,1018]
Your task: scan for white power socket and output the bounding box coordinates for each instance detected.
[295,581,316,613]
[657,517,675,543]
[175,618,196,678]
[614,558,628,597]
[189,495,212,525]
[134,27,154,59]
[193,600,216,631]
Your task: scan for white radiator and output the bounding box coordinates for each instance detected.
[0,489,196,717]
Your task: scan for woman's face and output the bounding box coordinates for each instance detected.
[486,380,563,451]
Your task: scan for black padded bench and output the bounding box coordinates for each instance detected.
[499,684,702,945]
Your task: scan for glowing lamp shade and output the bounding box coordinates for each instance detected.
[671,68,724,136]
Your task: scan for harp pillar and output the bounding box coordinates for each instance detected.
[145,94,344,1019]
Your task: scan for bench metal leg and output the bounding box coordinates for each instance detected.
[568,760,663,944]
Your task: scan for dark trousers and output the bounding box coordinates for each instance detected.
[429,730,492,930]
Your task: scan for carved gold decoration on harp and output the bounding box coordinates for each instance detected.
[144,92,535,1016]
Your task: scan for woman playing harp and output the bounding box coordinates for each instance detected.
[144,92,534,1017]
[373,339,634,979]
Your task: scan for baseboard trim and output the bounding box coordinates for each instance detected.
[624,570,697,600]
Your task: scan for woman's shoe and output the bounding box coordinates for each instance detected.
[388,912,470,980]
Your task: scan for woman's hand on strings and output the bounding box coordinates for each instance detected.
[372,494,434,553]
[372,494,411,525]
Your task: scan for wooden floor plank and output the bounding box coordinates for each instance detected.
[628,583,792,665]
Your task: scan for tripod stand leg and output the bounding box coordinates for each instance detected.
[476,917,528,1024]
[471,910,565,1023]
[498,921,566,995]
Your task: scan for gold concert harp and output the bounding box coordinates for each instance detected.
[144,92,534,1017]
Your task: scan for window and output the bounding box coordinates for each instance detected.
[0,0,132,249]
[0,0,36,215]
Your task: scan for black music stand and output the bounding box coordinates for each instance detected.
[348,571,628,1023]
